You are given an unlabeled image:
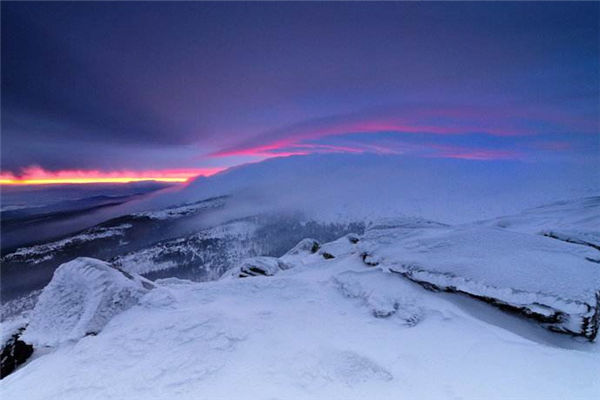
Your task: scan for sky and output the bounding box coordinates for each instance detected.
[1,2,598,184]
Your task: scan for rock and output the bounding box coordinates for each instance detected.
[1,326,33,379]
[317,234,361,260]
[283,238,321,256]
[222,256,289,279]
[360,252,380,267]
[360,223,600,340]
[347,233,360,244]
[22,257,154,347]
[279,238,321,267]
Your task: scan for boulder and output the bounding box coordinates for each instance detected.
[22,257,154,347]
[360,224,600,340]
[222,256,289,279]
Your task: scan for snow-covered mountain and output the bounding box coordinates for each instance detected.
[165,154,598,224]
[2,198,599,397]
[1,195,362,318]
[1,155,598,398]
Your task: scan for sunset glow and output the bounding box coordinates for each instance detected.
[0,167,225,186]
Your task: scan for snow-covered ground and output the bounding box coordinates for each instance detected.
[1,155,598,398]
[479,196,600,252]
[2,205,599,398]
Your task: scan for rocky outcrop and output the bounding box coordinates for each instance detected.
[22,257,154,347]
[282,238,321,256]
[222,256,290,279]
[387,264,600,340]
[317,234,361,260]
[359,223,600,341]
[224,238,324,279]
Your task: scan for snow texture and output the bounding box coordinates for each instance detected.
[1,156,599,398]
[3,245,599,399]
[221,256,288,279]
[22,257,154,347]
[481,196,600,251]
[163,154,598,225]
[359,219,600,339]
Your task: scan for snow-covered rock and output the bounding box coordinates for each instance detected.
[360,223,600,339]
[222,233,361,279]
[282,238,321,257]
[1,318,32,378]
[279,238,321,267]
[333,270,425,324]
[22,258,155,347]
[221,256,290,279]
[3,236,599,399]
[317,233,361,260]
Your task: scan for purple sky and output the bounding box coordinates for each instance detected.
[1,2,598,177]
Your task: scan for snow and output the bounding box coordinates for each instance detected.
[21,258,154,347]
[159,154,598,225]
[113,221,260,276]
[318,233,361,259]
[2,249,599,399]
[482,196,600,233]
[358,221,600,338]
[1,154,598,397]
[333,270,425,322]
[0,318,28,346]
[541,230,600,251]
[221,256,288,279]
[279,238,321,266]
[480,196,600,251]
[132,196,226,220]
[361,224,599,302]
[1,290,41,321]
[2,224,132,264]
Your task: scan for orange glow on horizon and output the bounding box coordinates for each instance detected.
[0,167,225,186]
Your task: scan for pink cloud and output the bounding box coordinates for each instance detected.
[211,105,541,159]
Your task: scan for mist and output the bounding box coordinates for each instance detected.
[153,154,599,226]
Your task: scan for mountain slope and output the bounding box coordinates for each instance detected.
[2,233,598,399]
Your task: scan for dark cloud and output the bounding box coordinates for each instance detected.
[1,2,598,172]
